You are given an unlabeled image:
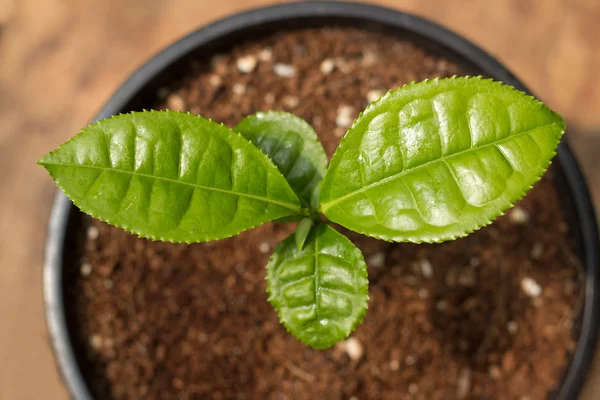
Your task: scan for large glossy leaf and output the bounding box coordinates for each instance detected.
[38,111,304,242]
[266,224,369,349]
[235,111,327,206]
[320,77,565,243]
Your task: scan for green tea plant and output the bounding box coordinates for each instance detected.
[38,77,565,349]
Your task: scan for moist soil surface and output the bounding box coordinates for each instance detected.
[66,28,580,400]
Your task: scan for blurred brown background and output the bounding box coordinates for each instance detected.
[1,0,599,398]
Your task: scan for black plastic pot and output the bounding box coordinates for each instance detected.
[43,2,600,399]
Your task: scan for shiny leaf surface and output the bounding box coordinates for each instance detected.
[38,111,304,242]
[320,77,565,243]
[295,218,314,251]
[267,224,369,349]
[235,111,327,206]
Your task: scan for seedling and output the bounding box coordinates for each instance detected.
[38,77,564,349]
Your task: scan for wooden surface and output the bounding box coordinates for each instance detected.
[1,0,599,399]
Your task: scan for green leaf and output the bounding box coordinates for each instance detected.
[235,111,327,206]
[320,76,565,243]
[38,110,304,243]
[266,224,369,349]
[295,218,314,250]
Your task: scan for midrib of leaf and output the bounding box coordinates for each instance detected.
[313,230,320,321]
[321,122,559,212]
[40,161,308,216]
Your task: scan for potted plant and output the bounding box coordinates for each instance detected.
[42,2,600,399]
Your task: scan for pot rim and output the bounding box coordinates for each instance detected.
[43,2,600,399]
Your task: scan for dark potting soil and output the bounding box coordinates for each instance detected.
[66,28,581,400]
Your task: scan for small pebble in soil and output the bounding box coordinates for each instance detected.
[389,359,400,371]
[258,48,273,62]
[521,277,543,297]
[336,105,355,128]
[408,383,418,394]
[405,355,416,366]
[172,378,185,390]
[264,93,275,104]
[334,57,351,73]
[259,242,271,254]
[419,259,433,278]
[343,337,364,361]
[86,225,99,241]
[469,256,480,267]
[320,58,335,74]
[232,83,246,95]
[436,300,447,311]
[236,55,258,73]
[531,242,544,260]
[458,268,477,287]
[334,127,346,138]
[89,334,103,351]
[103,279,114,290]
[509,206,530,224]
[367,252,385,268]
[208,74,222,87]
[366,89,384,103]
[273,63,296,78]
[457,368,472,399]
[210,54,227,74]
[418,288,428,299]
[167,94,185,111]
[361,50,378,67]
[507,320,519,335]
[489,365,502,380]
[282,95,299,109]
[80,262,93,277]
[198,332,208,343]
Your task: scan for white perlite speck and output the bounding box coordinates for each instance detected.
[530,242,544,260]
[259,242,271,254]
[418,288,429,299]
[389,359,400,371]
[405,355,416,366]
[273,63,296,78]
[87,225,99,240]
[236,55,257,73]
[507,320,519,335]
[336,105,354,128]
[509,206,529,224]
[344,337,364,361]
[320,58,335,74]
[366,89,383,103]
[419,259,433,278]
[80,262,93,276]
[367,252,385,268]
[521,277,543,297]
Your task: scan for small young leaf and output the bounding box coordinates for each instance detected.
[295,218,314,250]
[38,111,304,242]
[235,111,327,206]
[320,77,565,243]
[266,224,369,349]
